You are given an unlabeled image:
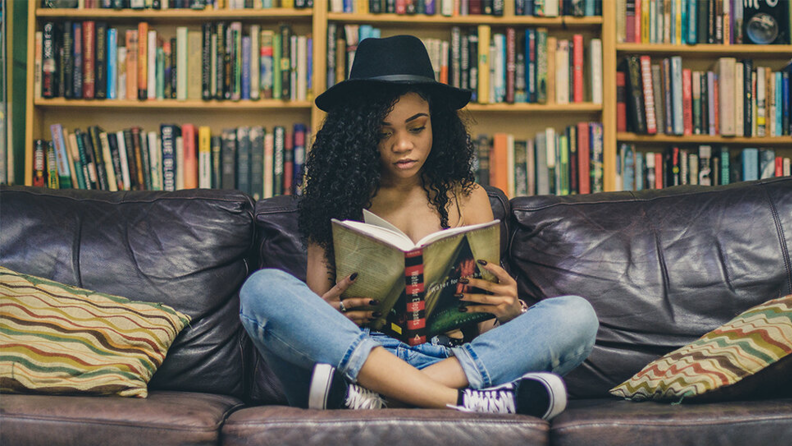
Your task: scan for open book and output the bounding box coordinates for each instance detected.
[332,210,500,345]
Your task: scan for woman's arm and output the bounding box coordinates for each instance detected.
[306,242,334,297]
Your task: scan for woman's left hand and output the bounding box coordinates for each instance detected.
[457,259,523,324]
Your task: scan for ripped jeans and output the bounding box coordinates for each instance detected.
[239,268,598,408]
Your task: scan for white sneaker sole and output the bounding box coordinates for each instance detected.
[308,363,335,410]
[522,372,567,420]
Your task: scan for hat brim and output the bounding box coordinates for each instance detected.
[315,79,473,112]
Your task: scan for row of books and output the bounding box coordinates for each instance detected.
[33,122,309,200]
[329,24,602,105]
[474,122,604,198]
[328,0,602,15]
[618,0,792,45]
[37,21,311,102]
[616,144,791,191]
[618,56,792,137]
[45,1,312,9]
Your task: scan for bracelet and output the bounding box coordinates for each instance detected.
[493,300,529,326]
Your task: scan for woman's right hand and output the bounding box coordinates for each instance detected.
[322,272,381,326]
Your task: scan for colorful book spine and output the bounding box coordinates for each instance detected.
[404,249,427,346]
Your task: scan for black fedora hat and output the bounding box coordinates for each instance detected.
[315,35,472,112]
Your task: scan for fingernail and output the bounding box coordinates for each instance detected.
[458,306,468,313]
[350,272,358,281]
[454,293,464,299]
[372,311,382,318]
[369,299,379,306]
[477,259,488,266]
[459,278,469,284]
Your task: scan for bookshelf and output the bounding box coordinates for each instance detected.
[24,1,616,194]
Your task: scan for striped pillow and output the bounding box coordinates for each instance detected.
[610,294,792,402]
[0,266,190,398]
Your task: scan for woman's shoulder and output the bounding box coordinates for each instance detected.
[455,183,494,225]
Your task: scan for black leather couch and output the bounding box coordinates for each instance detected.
[1,178,791,446]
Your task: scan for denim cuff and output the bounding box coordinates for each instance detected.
[450,343,492,390]
[338,331,381,384]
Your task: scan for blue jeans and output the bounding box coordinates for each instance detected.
[239,268,598,408]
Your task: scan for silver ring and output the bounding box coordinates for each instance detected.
[339,300,347,313]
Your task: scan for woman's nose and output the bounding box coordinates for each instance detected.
[392,132,411,152]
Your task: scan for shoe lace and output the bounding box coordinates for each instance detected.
[460,387,516,414]
[345,384,386,410]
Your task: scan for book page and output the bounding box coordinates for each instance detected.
[332,218,415,252]
[332,222,407,327]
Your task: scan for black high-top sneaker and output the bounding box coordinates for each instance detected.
[308,363,386,410]
[452,372,567,420]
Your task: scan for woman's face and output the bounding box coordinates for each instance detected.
[377,92,433,184]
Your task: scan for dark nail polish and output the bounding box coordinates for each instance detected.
[350,272,358,281]
[477,259,488,266]
[369,299,379,306]
[454,293,464,299]
[458,306,468,313]
[459,278,469,284]
[372,311,382,318]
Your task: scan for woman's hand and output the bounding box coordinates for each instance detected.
[321,272,381,327]
[457,260,524,325]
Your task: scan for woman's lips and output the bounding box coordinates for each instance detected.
[395,159,418,169]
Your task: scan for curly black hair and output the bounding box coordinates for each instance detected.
[298,83,477,274]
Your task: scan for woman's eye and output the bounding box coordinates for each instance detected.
[410,126,426,133]
[379,131,392,140]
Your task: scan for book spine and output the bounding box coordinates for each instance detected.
[198,126,212,189]
[107,28,117,99]
[177,27,188,100]
[202,23,213,100]
[182,124,198,189]
[682,68,693,135]
[249,126,264,199]
[273,126,285,196]
[138,22,148,100]
[99,132,118,191]
[147,30,157,100]
[211,135,222,190]
[404,249,427,346]
[572,34,584,103]
[96,22,108,99]
[263,133,274,198]
[505,28,516,104]
[221,128,237,189]
[671,56,684,135]
[477,25,491,104]
[280,24,292,100]
[293,123,306,195]
[261,30,274,99]
[83,21,96,99]
[625,56,647,133]
[50,124,73,188]
[250,25,261,100]
[160,124,177,191]
[639,55,656,134]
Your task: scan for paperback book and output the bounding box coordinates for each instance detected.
[332,210,499,346]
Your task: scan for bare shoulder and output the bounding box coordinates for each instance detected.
[458,183,494,225]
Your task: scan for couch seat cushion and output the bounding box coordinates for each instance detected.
[222,406,548,446]
[0,391,243,446]
[550,398,792,446]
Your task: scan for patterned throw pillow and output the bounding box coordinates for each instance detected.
[0,266,190,398]
[610,294,792,402]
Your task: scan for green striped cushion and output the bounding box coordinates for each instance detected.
[610,294,792,402]
[0,266,190,398]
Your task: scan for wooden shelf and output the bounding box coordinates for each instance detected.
[36,7,313,22]
[616,43,792,56]
[618,133,792,145]
[466,102,602,112]
[34,98,313,110]
[328,12,603,28]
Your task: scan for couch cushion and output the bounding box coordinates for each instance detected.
[246,186,512,404]
[0,266,190,398]
[221,406,548,446]
[610,294,792,402]
[550,398,792,446]
[508,178,792,398]
[0,186,257,398]
[0,391,242,446]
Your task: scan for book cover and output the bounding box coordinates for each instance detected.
[742,0,789,45]
[332,211,499,346]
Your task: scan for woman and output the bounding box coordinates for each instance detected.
[239,35,598,419]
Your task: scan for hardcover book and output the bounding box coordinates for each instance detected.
[332,210,499,346]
